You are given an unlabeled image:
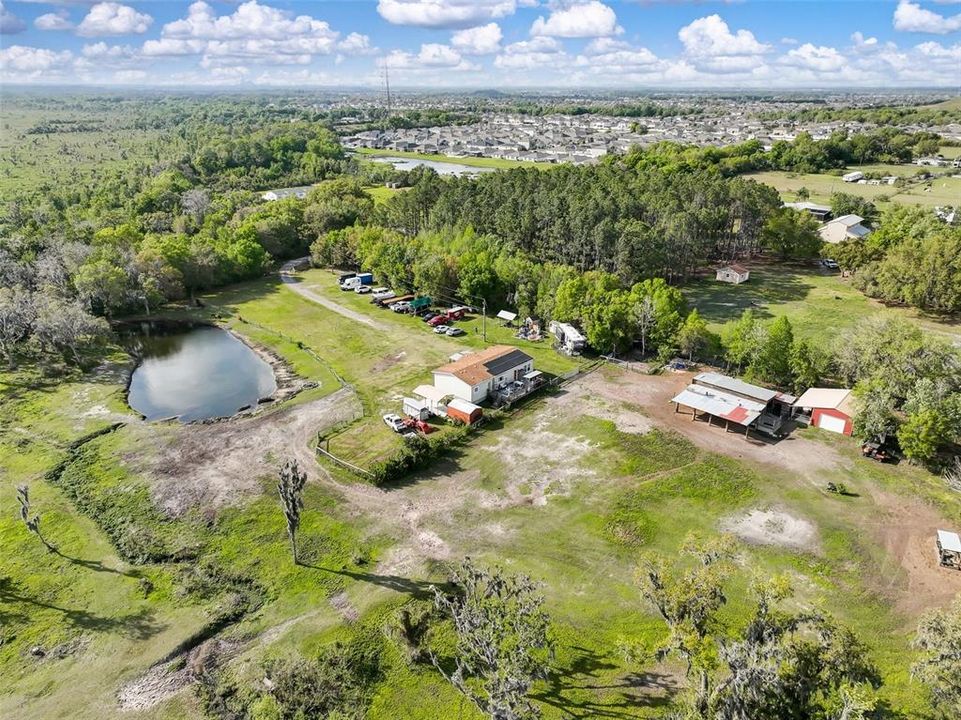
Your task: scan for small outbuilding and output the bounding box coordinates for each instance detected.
[715,264,750,285]
[446,398,483,426]
[793,388,856,436]
[937,530,961,570]
[819,215,871,244]
[402,397,430,421]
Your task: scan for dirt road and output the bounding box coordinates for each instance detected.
[279,259,387,330]
[140,387,363,516]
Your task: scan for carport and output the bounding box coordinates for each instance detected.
[671,384,766,437]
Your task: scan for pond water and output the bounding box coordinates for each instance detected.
[126,324,276,422]
[368,155,495,176]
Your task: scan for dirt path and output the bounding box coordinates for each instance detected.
[279,259,388,330]
[579,368,852,484]
[140,387,363,516]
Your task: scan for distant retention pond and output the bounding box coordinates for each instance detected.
[124,323,276,422]
[367,155,495,176]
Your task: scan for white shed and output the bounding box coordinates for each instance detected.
[715,264,750,285]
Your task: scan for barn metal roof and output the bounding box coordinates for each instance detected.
[693,372,779,403]
[671,384,767,427]
[938,530,961,553]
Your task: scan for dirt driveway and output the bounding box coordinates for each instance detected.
[139,387,363,517]
[279,260,388,330]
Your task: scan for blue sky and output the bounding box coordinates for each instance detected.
[1,1,959,87]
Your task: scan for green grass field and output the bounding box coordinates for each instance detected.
[354,146,555,170]
[745,169,961,208]
[682,263,961,346]
[3,267,959,718]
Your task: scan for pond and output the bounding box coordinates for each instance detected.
[125,324,276,422]
[367,155,495,176]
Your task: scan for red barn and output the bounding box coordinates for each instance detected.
[793,388,856,436]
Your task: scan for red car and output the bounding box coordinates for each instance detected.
[428,314,450,326]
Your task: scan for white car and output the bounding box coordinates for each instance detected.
[433,325,450,334]
[382,413,406,433]
[372,289,395,301]
[355,285,372,294]
[391,301,411,313]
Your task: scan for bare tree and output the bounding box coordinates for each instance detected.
[431,558,552,720]
[17,485,55,552]
[943,457,961,494]
[635,296,656,357]
[277,459,307,564]
[0,287,34,367]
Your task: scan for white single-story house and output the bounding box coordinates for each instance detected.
[715,264,750,285]
[432,345,533,404]
[793,387,856,436]
[261,186,313,201]
[819,215,871,244]
[842,171,864,183]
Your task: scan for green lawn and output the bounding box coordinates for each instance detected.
[362,184,404,205]
[682,263,961,346]
[745,169,961,208]
[354,147,555,170]
[3,269,956,718]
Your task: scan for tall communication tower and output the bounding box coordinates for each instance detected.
[382,63,392,129]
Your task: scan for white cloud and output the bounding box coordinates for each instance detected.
[77,2,152,37]
[850,31,879,49]
[451,23,502,54]
[531,1,622,39]
[678,15,770,56]
[155,1,340,65]
[0,45,73,77]
[781,43,846,72]
[893,0,961,34]
[82,41,134,59]
[377,0,517,29]
[381,43,479,71]
[494,36,569,69]
[35,10,74,31]
[0,1,26,34]
[338,32,376,55]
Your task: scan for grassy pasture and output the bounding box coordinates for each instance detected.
[682,263,961,346]
[744,168,961,208]
[2,268,959,718]
[354,146,555,170]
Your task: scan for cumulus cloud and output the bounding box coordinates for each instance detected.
[678,15,770,56]
[0,45,73,77]
[77,2,152,37]
[35,10,74,31]
[531,1,622,38]
[494,36,569,69]
[451,23,503,54]
[377,0,517,29]
[153,1,340,65]
[781,43,846,72]
[0,1,26,35]
[893,0,961,34]
[850,31,878,48]
[381,43,479,71]
[338,32,376,55]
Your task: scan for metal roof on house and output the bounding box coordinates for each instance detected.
[671,385,767,427]
[794,388,855,416]
[434,345,532,387]
[834,214,864,227]
[938,530,961,554]
[413,384,449,403]
[693,372,778,404]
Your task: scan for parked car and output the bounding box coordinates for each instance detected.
[820,258,839,270]
[428,314,450,327]
[862,432,899,462]
[446,327,465,337]
[447,308,466,321]
[391,301,411,313]
[422,312,438,323]
[382,413,406,433]
[433,325,450,334]
[355,285,372,294]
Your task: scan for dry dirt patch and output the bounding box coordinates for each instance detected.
[135,387,363,517]
[723,508,818,552]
